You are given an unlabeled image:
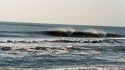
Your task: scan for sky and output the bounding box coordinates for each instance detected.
[0,0,125,26]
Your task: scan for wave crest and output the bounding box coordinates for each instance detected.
[42,30,124,37]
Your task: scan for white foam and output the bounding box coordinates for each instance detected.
[46,65,125,70]
[84,28,107,35]
[47,27,76,32]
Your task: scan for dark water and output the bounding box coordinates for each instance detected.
[0,22,125,68]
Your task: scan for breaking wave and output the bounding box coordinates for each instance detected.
[0,28,124,38]
[0,38,124,43]
[42,29,124,37]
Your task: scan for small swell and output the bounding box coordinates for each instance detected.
[0,34,22,37]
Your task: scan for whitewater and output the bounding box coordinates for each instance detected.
[0,22,125,69]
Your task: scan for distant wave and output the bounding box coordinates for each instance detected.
[0,28,124,37]
[42,30,124,37]
[0,34,22,37]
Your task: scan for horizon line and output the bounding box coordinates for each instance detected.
[0,21,124,28]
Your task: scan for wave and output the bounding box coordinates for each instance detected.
[42,30,124,37]
[0,28,124,38]
[38,28,124,37]
[46,65,125,70]
[0,38,124,43]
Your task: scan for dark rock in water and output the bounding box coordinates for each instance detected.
[84,41,91,43]
[91,41,98,43]
[34,47,47,50]
[91,40,104,43]
[0,47,11,51]
[16,48,27,51]
[7,40,13,43]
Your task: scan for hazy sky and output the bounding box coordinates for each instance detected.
[0,0,125,26]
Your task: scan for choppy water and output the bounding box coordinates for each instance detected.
[0,22,125,68]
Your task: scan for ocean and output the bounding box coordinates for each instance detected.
[0,22,125,69]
